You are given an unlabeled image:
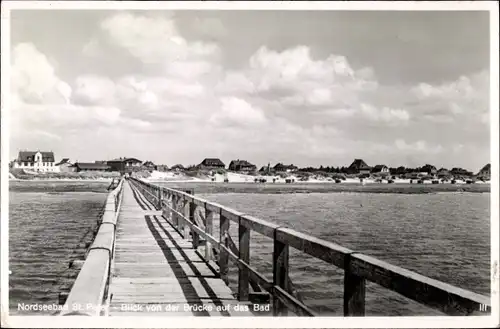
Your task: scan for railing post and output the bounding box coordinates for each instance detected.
[183,198,190,239]
[343,254,366,316]
[190,203,199,248]
[172,195,178,228]
[205,207,214,261]
[273,231,289,316]
[238,216,250,301]
[157,187,162,210]
[219,213,230,284]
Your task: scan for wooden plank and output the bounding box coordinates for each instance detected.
[273,286,317,317]
[106,180,252,317]
[61,250,110,315]
[238,222,250,301]
[350,253,490,315]
[190,203,199,249]
[220,207,244,223]
[272,238,289,316]
[219,214,230,284]
[113,262,217,278]
[276,227,352,269]
[183,200,191,239]
[205,209,214,261]
[90,223,115,253]
[240,214,278,239]
[343,253,365,316]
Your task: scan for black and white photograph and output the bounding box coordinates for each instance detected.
[1,1,498,328]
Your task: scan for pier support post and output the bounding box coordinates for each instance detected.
[204,207,214,261]
[219,214,230,284]
[238,216,250,301]
[343,253,366,316]
[273,235,289,316]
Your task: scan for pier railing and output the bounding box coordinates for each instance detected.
[59,178,125,316]
[129,177,491,316]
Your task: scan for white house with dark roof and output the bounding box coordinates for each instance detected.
[13,150,58,172]
[371,165,389,174]
[55,158,76,172]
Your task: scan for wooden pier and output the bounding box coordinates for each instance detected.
[59,177,491,317]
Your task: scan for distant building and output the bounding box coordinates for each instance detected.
[143,161,157,170]
[273,163,298,173]
[156,164,169,172]
[371,165,389,174]
[55,158,76,173]
[198,158,225,169]
[259,163,271,174]
[228,159,257,172]
[395,166,406,175]
[347,159,371,174]
[13,150,57,172]
[171,164,185,171]
[477,163,490,178]
[107,157,143,173]
[74,162,111,172]
[421,164,437,175]
[437,168,451,178]
[450,167,472,177]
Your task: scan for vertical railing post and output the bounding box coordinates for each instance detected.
[157,187,162,210]
[190,203,199,248]
[273,230,289,316]
[238,216,250,301]
[204,206,214,261]
[343,254,366,316]
[183,198,190,240]
[172,195,178,228]
[219,212,230,284]
[162,191,168,219]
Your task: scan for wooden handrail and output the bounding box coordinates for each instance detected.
[128,177,491,316]
[59,178,125,316]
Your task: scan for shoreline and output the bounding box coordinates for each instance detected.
[9,178,115,182]
[145,181,490,194]
[8,171,490,194]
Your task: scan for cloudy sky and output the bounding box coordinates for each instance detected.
[9,9,491,171]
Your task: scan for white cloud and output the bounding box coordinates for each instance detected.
[360,104,410,124]
[192,17,227,39]
[210,97,266,127]
[101,12,220,71]
[394,139,443,154]
[12,43,72,105]
[10,13,490,170]
[74,75,116,105]
[410,70,489,124]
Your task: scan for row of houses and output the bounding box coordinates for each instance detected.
[328,159,491,178]
[196,158,300,173]
[11,151,491,178]
[10,151,162,174]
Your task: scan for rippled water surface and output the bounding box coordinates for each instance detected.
[9,181,110,315]
[9,181,490,316]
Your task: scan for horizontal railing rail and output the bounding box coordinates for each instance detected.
[59,178,125,316]
[128,177,491,317]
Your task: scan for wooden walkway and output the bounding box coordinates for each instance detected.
[61,177,491,318]
[108,181,253,316]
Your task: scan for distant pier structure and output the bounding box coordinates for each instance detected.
[58,177,491,316]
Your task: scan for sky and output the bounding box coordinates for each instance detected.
[8,9,492,171]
